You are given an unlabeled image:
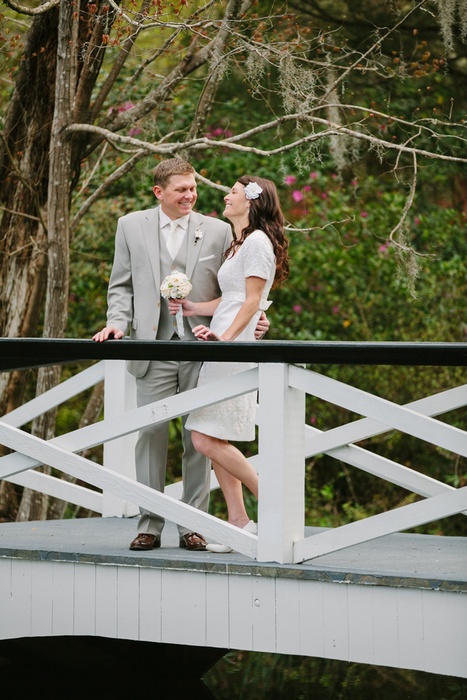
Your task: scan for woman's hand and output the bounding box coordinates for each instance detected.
[168,298,195,316]
[192,325,223,341]
[254,311,270,339]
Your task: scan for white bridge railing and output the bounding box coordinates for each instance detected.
[0,340,466,564]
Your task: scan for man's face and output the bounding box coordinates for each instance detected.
[153,174,198,219]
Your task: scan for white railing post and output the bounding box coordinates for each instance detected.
[102,360,138,517]
[256,363,305,563]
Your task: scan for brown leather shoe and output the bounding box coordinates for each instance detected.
[179,532,207,551]
[129,533,161,551]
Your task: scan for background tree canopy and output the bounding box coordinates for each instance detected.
[0,0,465,527]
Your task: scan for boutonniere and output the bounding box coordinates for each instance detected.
[194,228,203,245]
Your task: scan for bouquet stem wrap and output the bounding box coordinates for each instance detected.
[160,271,193,338]
[175,306,184,338]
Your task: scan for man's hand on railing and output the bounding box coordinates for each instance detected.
[92,326,125,342]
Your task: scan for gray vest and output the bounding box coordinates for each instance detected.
[157,230,195,340]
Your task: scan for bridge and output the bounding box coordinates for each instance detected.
[0,338,466,683]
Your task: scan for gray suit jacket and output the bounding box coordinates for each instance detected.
[106,205,233,377]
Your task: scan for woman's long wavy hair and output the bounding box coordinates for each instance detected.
[224,175,290,288]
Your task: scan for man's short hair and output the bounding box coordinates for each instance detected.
[153,158,196,187]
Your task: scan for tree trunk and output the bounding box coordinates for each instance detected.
[0,9,59,521]
[17,0,79,522]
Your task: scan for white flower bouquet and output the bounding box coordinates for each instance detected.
[160,271,193,338]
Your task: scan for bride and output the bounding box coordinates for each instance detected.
[169,175,289,551]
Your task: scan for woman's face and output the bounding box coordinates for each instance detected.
[223,182,249,222]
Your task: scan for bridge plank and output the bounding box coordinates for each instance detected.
[276,578,301,654]
[322,581,349,661]
[347,585,374,664]
[74,564,96,636]
[162,570,207,646]
[297,579,325,657]
[31,559,53,637]
[372,587,399,667]
[206,573,230,649]
[96,566,118,638]
[52,561,74,635]
[139,567,162,642]
[118,566,140,640]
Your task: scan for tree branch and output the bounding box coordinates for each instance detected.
[70,149,148,235]
[3,0,59,15]
[65,115,467,165]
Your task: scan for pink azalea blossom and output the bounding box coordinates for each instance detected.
[414,217,421,225]
[292,190,304,202]
[206,127,233,139]
[303,185,311,192]
[284,175,296,185]
[293,304,303,313]
[321,192,327,199]
[360,211,368,218]
[309,415,317,425]
[128,128,141,137]
[118,101,135,112]
[309,171,318,179]
[332,305,340,315]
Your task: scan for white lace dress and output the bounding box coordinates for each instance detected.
[185,230,275,441]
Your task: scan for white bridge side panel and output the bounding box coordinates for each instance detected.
[322,579,350,661]
[95,565,118,639]
[117,566,140,640]
[205,571,230,649]
[276,578,301,655]
[347,584,375,664]
[0,558,466,679]
[52,562,74,636]
[139,567,163,643]
[160,570,207,647]
[74,564,96,637]
[423,586,467,678]
[31,560,53,637]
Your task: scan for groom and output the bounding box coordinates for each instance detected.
[93,158,268,551]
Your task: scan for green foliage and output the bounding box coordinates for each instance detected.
[271,170,466,343]
[204,650,467,699]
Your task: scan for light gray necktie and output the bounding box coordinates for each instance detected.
[166,220,180,259]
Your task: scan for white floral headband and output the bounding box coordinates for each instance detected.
[244,182,263,200]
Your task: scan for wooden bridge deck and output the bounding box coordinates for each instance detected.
[1,516,466,593]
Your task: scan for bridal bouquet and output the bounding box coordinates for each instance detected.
[160,271,193,338]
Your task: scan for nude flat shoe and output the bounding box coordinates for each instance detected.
[206,520,257,553]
